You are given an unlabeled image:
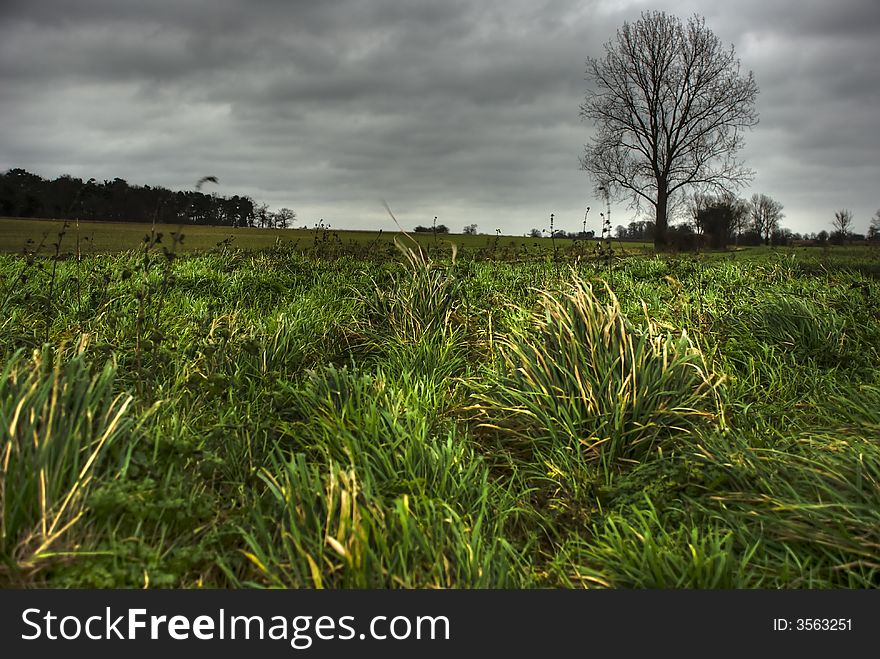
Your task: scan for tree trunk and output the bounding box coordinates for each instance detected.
[654,188,669,250]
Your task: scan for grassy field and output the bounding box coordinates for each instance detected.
[1,220,879,588]
[0,216,654,258]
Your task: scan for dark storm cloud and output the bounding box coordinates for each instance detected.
[751,0,880,38]
[1,0,878,234]
[730,0,880,227]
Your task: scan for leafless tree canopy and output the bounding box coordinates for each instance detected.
[750,193,784,245]
[832,208,854,238]
[580,11,759,249]
[869,210,880,240]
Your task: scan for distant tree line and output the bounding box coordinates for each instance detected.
[413,224,449,234]
[528,228,596,240]
[0,168,295,228]
[823,208,873,244]
[869,210,880,241]
[611,193,872,248]
[533,191,877,250]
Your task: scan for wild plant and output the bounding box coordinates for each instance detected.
[544,213,561,267]
[594,210,615,280]
[365,228,384,257]
[130,177,222,393]
[214,235,235,254]
[43,221,71,344]
[70,179,96,335]
[311,218,339,258]
[133,212,183,395]
[567,205,592,263]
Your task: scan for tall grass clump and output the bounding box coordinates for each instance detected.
[0,346,135,583]
[688,385,880,587]
[234,453,525,588]
[275,363,488,509]
[476,275,722,465]
[361,238,469,391]
[736,294,851,366]
[568,497,757,588]
[364,238,462,345]
[231,352,531,588]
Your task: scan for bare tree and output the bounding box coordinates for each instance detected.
[255,202,271,228]
[869,209,880,240]
[726,193,751,245]
[832,209,853,242]
[580,11,759,250]
[273,207,296,230]
[749,193,784,245]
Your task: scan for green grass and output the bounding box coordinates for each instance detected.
[0,216,654,257]
[0,229,878,588]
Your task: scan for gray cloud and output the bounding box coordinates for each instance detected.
[1,0,878,235]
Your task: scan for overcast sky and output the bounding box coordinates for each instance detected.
[2,0,878,235]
